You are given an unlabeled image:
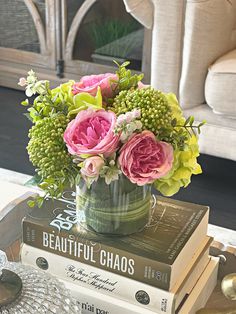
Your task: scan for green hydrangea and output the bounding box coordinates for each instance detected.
[154,94,202,196]
[27,114,78,199]
[154,135,202,196]
[108,87,172,137]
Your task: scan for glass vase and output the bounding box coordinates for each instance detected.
[76,175,152,235]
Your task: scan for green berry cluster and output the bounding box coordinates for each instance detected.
[27,114,77,198]
[108,87,172,136]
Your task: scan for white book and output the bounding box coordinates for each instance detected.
[62,257,219,314]
[21,237,211,314]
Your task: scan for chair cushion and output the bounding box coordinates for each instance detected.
[180,0,236,109]
[184,105,236,161]
[205,49,236,118]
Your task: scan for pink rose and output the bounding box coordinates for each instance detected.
[64,108,119,156]
[118,131,173,185]
[72,73,118,98]
[81,156,104,179]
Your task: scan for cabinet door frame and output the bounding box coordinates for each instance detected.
[0,0,58,88]
[0,0,151,89]
[62,0,151,82]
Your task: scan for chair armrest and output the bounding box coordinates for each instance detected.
[123,0,153,29]
[124,0,186,96]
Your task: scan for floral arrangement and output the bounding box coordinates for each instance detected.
[19,62,204,207]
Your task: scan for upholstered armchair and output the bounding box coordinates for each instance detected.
[124,0,236,161]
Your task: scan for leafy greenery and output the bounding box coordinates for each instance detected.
[22,78,103,123]
[67,88,103,118]
[113,61,143,92]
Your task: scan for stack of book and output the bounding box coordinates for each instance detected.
[20,194,219,314]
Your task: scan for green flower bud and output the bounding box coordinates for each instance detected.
[27,114,75,181]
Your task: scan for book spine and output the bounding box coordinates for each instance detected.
[22,220,171,290]
[65,258,218,314]
[64,280,157,314]
[21,244,175,314]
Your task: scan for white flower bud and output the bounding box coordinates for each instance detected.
[18,77,27,87]
[117,114,126,125]
[135,120,143,129]
[132,109,141,119]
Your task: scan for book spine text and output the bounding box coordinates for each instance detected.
[22,220,171,290]
[21,244,175,314]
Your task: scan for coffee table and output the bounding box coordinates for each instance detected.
[0,168,236,312]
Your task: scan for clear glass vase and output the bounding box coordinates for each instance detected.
[76,175,152,235]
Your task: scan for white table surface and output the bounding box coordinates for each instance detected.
[0,167,235,248]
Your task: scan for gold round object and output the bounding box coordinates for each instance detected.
[221,273,236,301]
[0,269,22,306]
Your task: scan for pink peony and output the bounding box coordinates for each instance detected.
[118,131,173,185]
[72,73,118,98]
[81,156,104,179]
[64,108,119,156]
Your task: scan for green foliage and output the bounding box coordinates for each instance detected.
[114,61,143,91]
[23,80,74,123]
[163,93,206,150]
[182,116,206,136]
[67,87,103,118]
[22,76,103,123]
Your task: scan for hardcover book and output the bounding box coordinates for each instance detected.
[22,193,209,290]
[20,236,212,314]
[59,257,219,314]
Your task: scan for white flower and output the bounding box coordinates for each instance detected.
[126,121,137,133]
[116,114,126,125]
[135,120,143,129]
[104,173,119,185]
[120,132,128,142]
[132,109,141,119]
[100,165,121,185]
[109,160,115,166]
[116,109,141,127]
[25,86,34,97]
[119,120,143,143]
[27,70,37,84]
[18,77,27,87]
[125,112,133,123]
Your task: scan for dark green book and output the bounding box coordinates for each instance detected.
[22,194,209,290]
